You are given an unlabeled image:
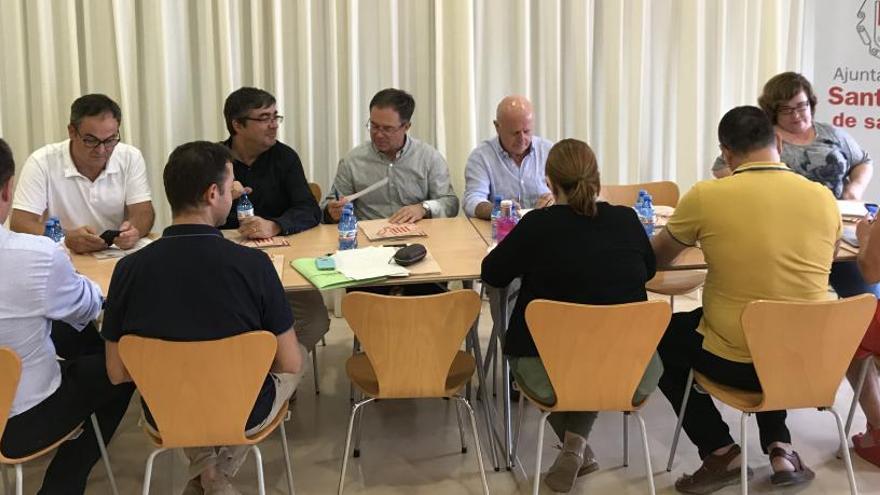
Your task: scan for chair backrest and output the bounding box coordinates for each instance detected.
[601,181,680,207]
[308,182,322,203]
[342,289,481,398]
[118,331,277,448]
[742,294,876,411]
[0,348,22,461]
[524,299,671,412]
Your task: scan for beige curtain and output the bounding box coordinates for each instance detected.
[0,0,804,228]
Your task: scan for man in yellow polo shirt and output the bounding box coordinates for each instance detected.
[652,106,840,494]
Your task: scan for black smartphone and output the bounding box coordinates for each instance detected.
[99,230,121,246]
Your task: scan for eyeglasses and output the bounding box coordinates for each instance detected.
[75,129,121,149]
[366,120,407,134]
[243,115,284,124]
[777,101,811,116]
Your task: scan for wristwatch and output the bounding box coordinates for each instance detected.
[421,201,431,218]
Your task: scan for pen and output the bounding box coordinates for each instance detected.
[334,188,340,201]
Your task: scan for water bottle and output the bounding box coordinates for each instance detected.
[490,195,502,243]
[338,203,358,250]
[495,200,518,243]
[43,219,54,239]
[52,218,65,244]
[640,194,655,236]
[237,193,255,220]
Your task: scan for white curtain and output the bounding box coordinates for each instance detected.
[0,0,805,228]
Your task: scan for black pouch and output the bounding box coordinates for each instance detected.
[393,243,427,266]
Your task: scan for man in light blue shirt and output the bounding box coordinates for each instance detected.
[463,95,554,219]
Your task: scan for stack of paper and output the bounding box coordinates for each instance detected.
[333,246,410,279]
[838,200,870,219]
[239,236,290,249]
[359,219,427,241]
[92,238,153,260]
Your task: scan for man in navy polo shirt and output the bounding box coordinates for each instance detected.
[102,141,305,495]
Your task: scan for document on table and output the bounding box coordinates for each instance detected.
[359,219,427,241]
[92,238,153,259]
[333,246,410,279]
[838,200,869,219]
[344,178,389,202]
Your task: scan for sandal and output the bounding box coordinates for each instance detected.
[674,444,753,494]
[769,448,815,486]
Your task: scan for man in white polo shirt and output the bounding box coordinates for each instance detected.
[10,94,154,358]
[10,94,154,254]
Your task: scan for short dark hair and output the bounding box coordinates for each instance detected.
[369,88,415,123]
[163,141,233,214]
[718,106,776,155]
[223,87,276,136]
[0,138,14,188]
[758,72,818,125]
[70,94,122,128]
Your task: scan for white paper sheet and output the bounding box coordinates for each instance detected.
[344,178,389,202]
[332,246,409,280]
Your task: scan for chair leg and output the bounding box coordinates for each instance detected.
[1,464,10,495]
[633,411,657,495]
[321,336,327,347]
[90,413,120,495]
[279,421,296,495]
[666,369,695,471]
[740,413,749,495]
[512,394,525,460]
[14,465,21,495]
[250,445,266,495]
[846,357,872,439]
[456,398,491,495]
[825,407,860,495]
[353,397,367,458]
[349,338,360,403]
[623,412,629,467]
[453,398,468,453]
[532,411,551,495]
[311,347,320,395]
[338,399,374,495]
[142,448,166,495]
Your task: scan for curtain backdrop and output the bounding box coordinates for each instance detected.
[0,0,805,228]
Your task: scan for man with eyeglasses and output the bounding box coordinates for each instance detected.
[10,93,154,359]
[219,87,330,357]
[324,88,459,223]
[10,93,154,253]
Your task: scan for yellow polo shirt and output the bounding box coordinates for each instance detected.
[666,162,841,363]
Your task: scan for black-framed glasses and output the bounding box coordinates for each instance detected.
[777,101,810,116]
[75,129,121,149]
[243,115,284,124]
[365,120,407,134]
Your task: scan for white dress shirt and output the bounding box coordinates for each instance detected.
[0,226,103,416]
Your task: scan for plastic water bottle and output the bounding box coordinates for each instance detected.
[43,217,64,243]
[237,193,255,220]
[338,203,358,250]
[495,200,518,243]
[490,195,502,243]
[640,194,655,236]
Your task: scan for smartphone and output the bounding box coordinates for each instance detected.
[99,230,121,246]
[315,256,335,270]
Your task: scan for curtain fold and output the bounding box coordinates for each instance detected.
[0,0,805,229]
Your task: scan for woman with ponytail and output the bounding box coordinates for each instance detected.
[481,138,662,492]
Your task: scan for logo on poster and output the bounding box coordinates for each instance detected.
[857,0,880,59]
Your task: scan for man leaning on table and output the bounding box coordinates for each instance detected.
[102,141,306,495]
[651,106,840,493]
[324,88,459,223]
[218,86,329,352]
[9,93,154,359]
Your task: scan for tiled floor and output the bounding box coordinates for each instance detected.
[11,292,880,494]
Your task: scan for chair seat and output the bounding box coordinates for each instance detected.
[142,402,290,449]
[0,423,83,464]
[346,351,475,398]
[693,371,764,412]
[646,270,706,296]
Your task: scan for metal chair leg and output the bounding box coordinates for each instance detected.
[338,398,374,495]
[90,413,120,495]
[532,411,551,495]
[353,396,367,458]
[633,411,657,495]
[667,369,695,471]
[456,398,491,495]
[512,394,525,460]
[623,412,629,467]
[250,445,266,495]
[453,398,468,453]
[311,347,320,395]
[279,421,296,495]
[13,465,21,495]
[142,448,166,495]
[825,406,860,495]
[1,464,10,495]
[740,413,749,495]
[846,357,872,438]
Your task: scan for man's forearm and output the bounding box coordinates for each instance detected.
[9,209,45,235]
[127,203,155,236]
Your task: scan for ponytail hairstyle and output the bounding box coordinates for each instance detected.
[545,139,600,216]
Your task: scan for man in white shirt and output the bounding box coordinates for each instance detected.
[10,94,154,358]
[0,138,134,494]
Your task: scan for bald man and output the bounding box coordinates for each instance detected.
[463,95,554,219]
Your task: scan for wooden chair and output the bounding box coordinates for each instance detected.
[338,290,489,495]
[308,182,322,204]
[666,294,876,495]
[118,332,294,495]
[516,299,672,495]
[602,181,705,310]
[0,347,119,495]
[845,354,880,439]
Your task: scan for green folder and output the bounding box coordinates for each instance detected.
[291,258,386,289]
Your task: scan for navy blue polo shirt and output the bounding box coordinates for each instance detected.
[102,224,293,429]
